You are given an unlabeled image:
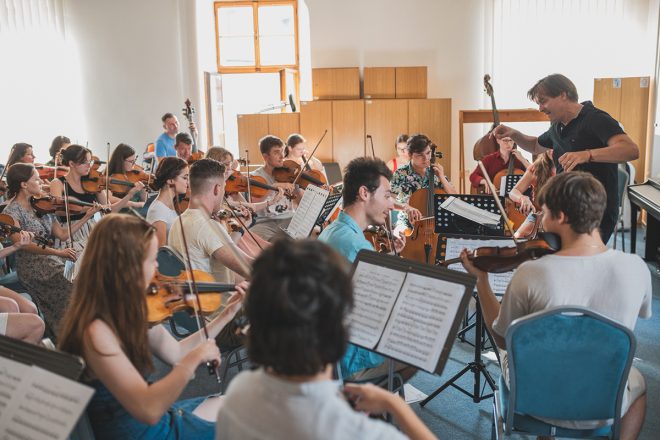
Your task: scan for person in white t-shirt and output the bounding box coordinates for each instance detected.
[216,239,436,440]
[168,159,252,284]
[145,156,189,246]
[459,172,651,440]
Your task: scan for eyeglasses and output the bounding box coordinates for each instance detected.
[77,160,94,166]
[125,158,137,164]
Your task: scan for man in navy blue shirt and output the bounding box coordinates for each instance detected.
[492,74,639,243]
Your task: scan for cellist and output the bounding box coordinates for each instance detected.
[469,137,530,194]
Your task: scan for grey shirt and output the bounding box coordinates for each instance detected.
[216,368,407,440]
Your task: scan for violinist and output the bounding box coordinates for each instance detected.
[248,135,299,240]
[458,172,650,438]
[390,134,456,230]
[0,232,45,344]
[468,137,529,194]
[284,133,325,173]
[386,133,409,173]
[491,73,639,244]
[3,163,100,334]
[319,157,410,382]
[168,159,253,284]
[106,143,148,209]
[6,142,35,168]
[145,156,189,246]
[45,135,71,166]
[57,214,246,439]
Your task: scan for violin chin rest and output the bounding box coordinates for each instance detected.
[536,231,561,251]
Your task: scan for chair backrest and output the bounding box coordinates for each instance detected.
[157,246,186,276]
[506,307,635,428]
[617,165,629,210]
[323,162,343,185]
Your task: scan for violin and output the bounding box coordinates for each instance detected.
[30,195,110,217]
[0,213,53,248]
[473,74,500,161]
[0,181,6,197]
[187,151,204,164]
[146,269,236,325]
[34,164,69,181]
[107,168,154,197]
[225,170,284,199]
[440,232,561,273]
[80,169,141,195]
[214,208,244,234]
[273,160,328,190]
[364,225,393,253]
[174,188,191,215]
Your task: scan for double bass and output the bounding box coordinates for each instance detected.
[400,144,445,264]
[473,74,500,161]
[493,149,527,231]
[182,98,201,154]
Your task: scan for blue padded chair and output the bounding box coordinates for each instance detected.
[493,306,635,440]
[156,246,200,337]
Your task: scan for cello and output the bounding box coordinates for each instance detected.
[472,74,500,161]
[493,148,527,231]
[400,144,445,264]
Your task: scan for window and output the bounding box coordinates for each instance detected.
[214,0,299,73]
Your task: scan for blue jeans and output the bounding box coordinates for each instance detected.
[87,380,215,440]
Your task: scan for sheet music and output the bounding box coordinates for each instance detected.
[440,196,501,226]
[377,273,466,372]
[347,262,407,349]
[285,185,329,239]
[499,177,507,196]
[0,362,94,439]
[0,358,26,419]
[443,237,515,294]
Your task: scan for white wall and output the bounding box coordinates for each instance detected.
[306,0,487,182]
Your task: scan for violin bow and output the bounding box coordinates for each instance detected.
[292,129,327,187]
[200,204,252,279]
[172,193,221,382]
[244,148,252,204]
[223,195,263,251]
[384,212,398,257]
[105,142,111,203]
[0,145,15,182]
[62,182,75,250]
[477,161,518,242]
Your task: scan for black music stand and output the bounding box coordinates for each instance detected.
[420,194,507,406]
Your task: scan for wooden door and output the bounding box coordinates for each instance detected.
[299,100,333,162]
[593,78,622,120]
[365,99,408,163]
[267,113,300,145]
[237,114,269,164]
[620,77,650,182]
[408,98,452,178]
[332,100,365,171]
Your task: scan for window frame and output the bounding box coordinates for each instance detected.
[213,0,300,74]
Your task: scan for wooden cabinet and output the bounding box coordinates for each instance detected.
[312,68,360,100]
[395,67,427,99]
[332,100,365,171]
[267,113,300,145]
[237,114,269,163]
[409,99,452,177]
[365,99,409,161]
[363,67,396,99]
[593,77,651,182]
[299,100,333,162]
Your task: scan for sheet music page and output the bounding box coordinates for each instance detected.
[0,365,94,439]
[348,261,407,349]
[377,273,466,372]
[499,177,507,196]
[285,185,329,239]
[440,196,501,226]
[443,237,515,294]
[0,357,27,419]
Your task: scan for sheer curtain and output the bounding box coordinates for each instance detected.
[0,0,84,160]
[489,0,658,136]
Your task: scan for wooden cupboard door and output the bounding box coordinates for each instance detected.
[363,67,396,99]
[237,114,269,163]
[299,100,333,162]
[365,99,408,163]
[408,98,452,178]
[312,68,360,100]
[267,113,300,145]
[395,67,427,99]
[620,77,650,182]
[593,78,622,121]
[332,100,365,171]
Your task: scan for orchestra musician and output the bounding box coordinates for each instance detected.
[386,133,410,173]
[318,157,411,381]
[247,135,299,241]
[155,113,180,162]
[459,172,650,440]
[46,135,71,166]
[468,137,530,194]
[4,163,100,334]
[390,134,456,231]
[284,133,325,172]
[217,238,435,440]
[6,143,35,168]
[491,73,639,243]
[508,149,555,216]
[106,143,148,209]
[57,214,246,439]
[145,156,189,246]
[174,132,194,162]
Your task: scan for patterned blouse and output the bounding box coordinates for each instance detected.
[390,162,445,204]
